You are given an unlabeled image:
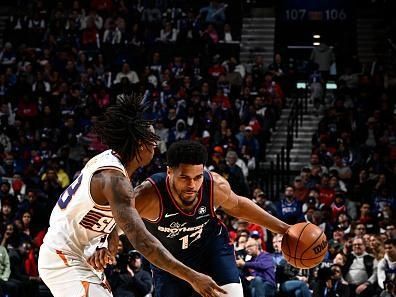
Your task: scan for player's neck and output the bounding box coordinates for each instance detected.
[125,161,141,178]
[175,196,198,212]
[169,184,198,212]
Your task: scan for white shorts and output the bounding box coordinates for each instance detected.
[38,244,112,297]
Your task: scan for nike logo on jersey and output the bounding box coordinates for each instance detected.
[164,212,179,218]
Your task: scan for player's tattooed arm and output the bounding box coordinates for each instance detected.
[102,170,226,297]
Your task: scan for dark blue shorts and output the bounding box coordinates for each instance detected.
[152,226,240,297]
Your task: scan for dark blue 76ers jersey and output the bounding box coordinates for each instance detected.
[144,171,222,261]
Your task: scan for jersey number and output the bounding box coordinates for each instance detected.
[57,174,83,209]
[179,229,203,249]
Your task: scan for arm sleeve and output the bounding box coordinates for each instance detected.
[367,260,378,285]
[0,249,11,281]
[244,254,273,272]
[377,259,386,289]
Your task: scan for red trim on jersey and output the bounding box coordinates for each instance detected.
[93,205,111,211]
[56,250,69,266]
[145,178,164,223]
[165,175,203,216]
[81,281,89,297]
[206,170,216,218]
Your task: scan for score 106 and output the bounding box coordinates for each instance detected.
[284,9,347,22]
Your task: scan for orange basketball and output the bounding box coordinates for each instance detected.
[281,222,328,269]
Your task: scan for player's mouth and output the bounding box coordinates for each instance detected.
[183,191,197,198]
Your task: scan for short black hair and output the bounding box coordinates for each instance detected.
[384,238,396,246]
[167,140,208,168]
[95,94,159,164]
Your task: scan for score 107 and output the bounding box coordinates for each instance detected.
[284,9,347,22]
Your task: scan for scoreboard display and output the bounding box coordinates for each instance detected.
[279,0,353,23]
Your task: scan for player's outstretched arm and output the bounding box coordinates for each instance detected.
[212,172,290,234]
[99,170,227,297]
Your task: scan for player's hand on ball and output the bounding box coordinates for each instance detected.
[190,272,227,297]
[87,248,115,271]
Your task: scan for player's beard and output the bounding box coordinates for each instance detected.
[179,192,198,206]
[172,181,198,206]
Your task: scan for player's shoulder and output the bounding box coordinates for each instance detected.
[209,171,231,193]
[134,179,161,217]
[86,150,125,170]
[134,179,158,200]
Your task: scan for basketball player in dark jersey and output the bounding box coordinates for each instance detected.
[90,140,290,296]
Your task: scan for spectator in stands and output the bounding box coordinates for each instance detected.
[251,190,275,216]
[385,224,396,240]
[293,175,309,202]
[268,53,287,78]
[0,244,18,297]
[329,226,346,255]
[81,17,100,50]
[240,125,260,166]
[221,23,234,43]
[114,63,140,85]
[277,186,303,225]
[337,213,352,234]
[0,181,12,202]
[302,189,320,214]
[157,22,178,43]
[318,173,336,207]
[0,42,16,68]
[377,239,396,291]
[9,240,41,297]
[353,223,367,238]
[199,0,226,26]
[330,153,353,182]
[339,65,359,91]
[369,234,385,262]
[275,245,312,296]
[236,237,276,297]
[81,9,103,30]
[140,4,162,27]
[110,250,153,297]
[0,200,14,230]
[225,150,249,196]
[307,153,328,174]
[310,41,335,79]
[330,191,347,222]
[313,264,350,297]
[343,237,377,297]
[102,19,122,45]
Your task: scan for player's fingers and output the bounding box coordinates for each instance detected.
[107,254,115,265]
[95,251,104,270]
[86,256,96,268]
[214,284,227,295]
[98,249,108,268]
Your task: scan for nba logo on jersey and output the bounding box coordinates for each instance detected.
[198,206,206,215]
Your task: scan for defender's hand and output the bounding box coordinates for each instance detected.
[87,248,115,271]
[190,272,227,297]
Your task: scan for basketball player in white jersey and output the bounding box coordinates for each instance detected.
[38,95,226,297]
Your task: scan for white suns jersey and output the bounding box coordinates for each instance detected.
[43,150,128,258]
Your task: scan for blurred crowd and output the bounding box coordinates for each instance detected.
[0,0,395,297]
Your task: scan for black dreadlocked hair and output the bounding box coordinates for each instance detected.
[95,94,159,164]
[167,140,208,168]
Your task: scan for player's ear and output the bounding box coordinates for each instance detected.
[166,166,172,175]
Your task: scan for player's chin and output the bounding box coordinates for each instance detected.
[180,193,195,201]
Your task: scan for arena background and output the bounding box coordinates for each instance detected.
[0,0,395,296]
